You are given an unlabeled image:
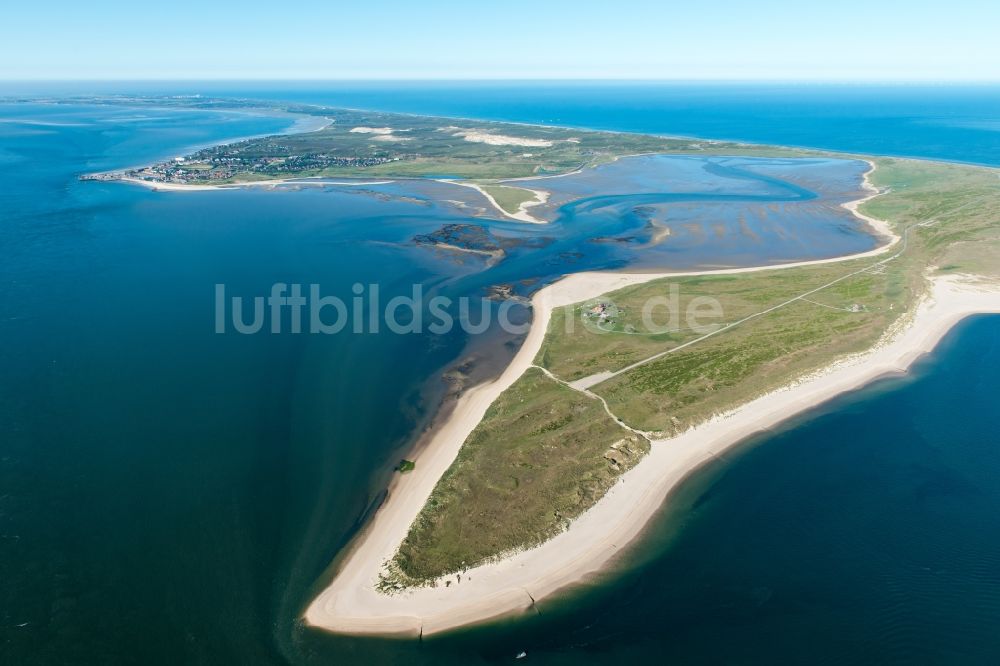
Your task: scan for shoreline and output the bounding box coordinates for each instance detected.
[844,159,893,241]
[119,176,395,192]
[302,167,1000,637]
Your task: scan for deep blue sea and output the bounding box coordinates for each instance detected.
[1,83,999,665]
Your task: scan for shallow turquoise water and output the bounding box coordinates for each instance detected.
[1,88,999,665]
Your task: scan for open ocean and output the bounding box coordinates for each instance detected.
[1,83,999,665]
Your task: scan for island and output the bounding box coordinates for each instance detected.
[75,94,802,223]
[71,96,1000,637]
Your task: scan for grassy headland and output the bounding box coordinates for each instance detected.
[387,156,1000,584]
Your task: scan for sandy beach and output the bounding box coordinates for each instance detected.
[121,177,394,192]
[845,159,894,241]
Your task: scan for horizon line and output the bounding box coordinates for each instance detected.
[3,77,1000,85]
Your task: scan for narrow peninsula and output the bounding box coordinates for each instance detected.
[71,96,1000,638]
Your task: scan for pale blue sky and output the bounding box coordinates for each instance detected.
[3,0,998,80]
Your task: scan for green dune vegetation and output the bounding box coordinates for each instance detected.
[390,368,649,585]
[386,156,1000,586]
[539,263,901,384]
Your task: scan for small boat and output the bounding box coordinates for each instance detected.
[515,651,527,660]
